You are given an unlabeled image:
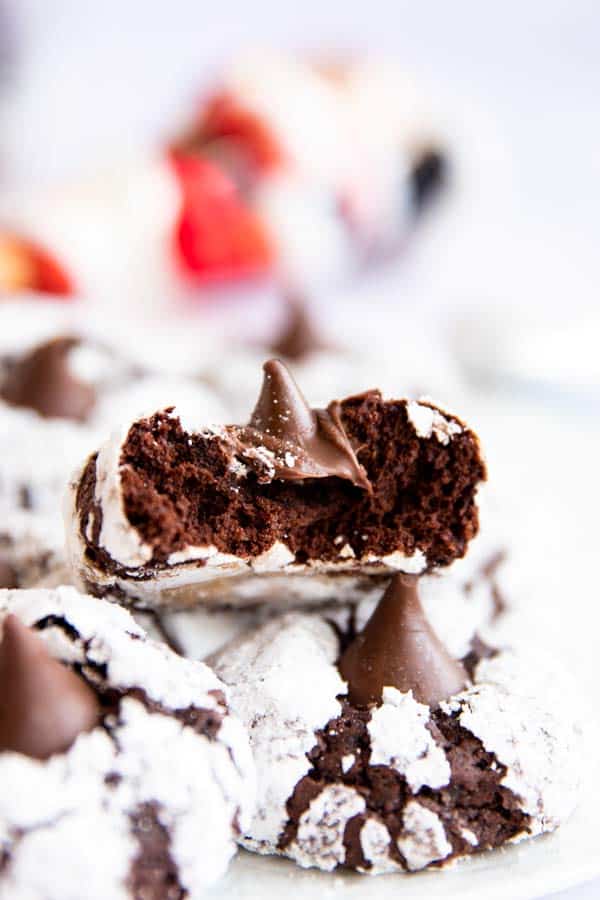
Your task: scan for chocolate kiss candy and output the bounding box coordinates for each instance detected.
[0,614,100,759]
[250,358,315,440]
[339,574,468,707]
[270,297,324,361]
[247,359,370,488]
[1,336,96,422]
[0,559,17,589]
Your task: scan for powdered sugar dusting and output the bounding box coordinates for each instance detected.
[359,817,397,874]
[406,401,462,445]
[380,548,427,573]
[396,801,452,870]
[211,613,344,852]
[442,678,581,835]
[368,687,450,792]
[289,785,365,871]
[94,426,153,568]
[251,542,296,573]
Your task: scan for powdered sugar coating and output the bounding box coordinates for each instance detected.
[359,817,398,873]
[122,543,504,667]
[0,328,125,522]
[132,606,259,662]
[211,609,580,874]
[93,426,153,568]
[252,541,297,573]
[406,400,463,444]
[0,587,255,898]
[441,659,580,837]
[396,801,453,870]
[92,383,226,573]
[368,687,450,791]
[210,614,343,853]
[288,785,366,871]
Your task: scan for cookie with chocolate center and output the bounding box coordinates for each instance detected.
[67,360,485,609]
[209,576,580,874]
[0,586,255,898]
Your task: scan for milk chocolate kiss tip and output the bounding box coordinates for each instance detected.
[0,614,100,760]
[270,297,325,361]
[245,359,370,489]
[250,358,315,438]
[0,335,96,422]
[338,574,468,707]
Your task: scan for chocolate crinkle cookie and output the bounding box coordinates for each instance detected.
[0,586,255,899]
[67,359,486,609]
[209,576,580,874]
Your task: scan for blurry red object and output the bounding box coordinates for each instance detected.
[0,235,74,297]
[30,243,74,295]
[199,93,284,172]
[170,152,273,283]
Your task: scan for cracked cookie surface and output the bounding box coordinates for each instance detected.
[211,610,580,874]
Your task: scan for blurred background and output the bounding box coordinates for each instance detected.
[0,3,599,897]
[2,0,600,391]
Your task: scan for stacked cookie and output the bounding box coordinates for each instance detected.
[65,358,579,877]
[0,296,460,589]
[0,341,580,893]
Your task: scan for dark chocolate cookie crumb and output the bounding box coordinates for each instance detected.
[462,634,499,680]
[427,711,529,853]
[128,802,185,900]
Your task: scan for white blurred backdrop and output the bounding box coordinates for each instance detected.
[1,0,599,395]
